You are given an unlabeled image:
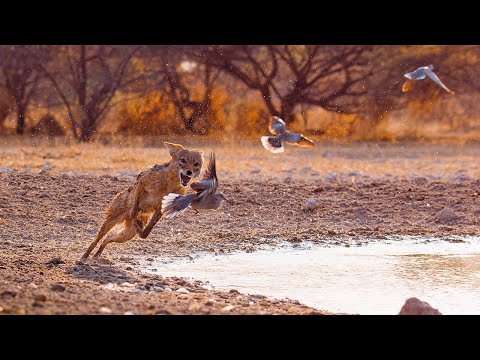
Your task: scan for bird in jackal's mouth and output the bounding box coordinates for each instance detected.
[162,152,228,218]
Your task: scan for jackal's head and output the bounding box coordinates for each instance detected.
[164,142,203,187]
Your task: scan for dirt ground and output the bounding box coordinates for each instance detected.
[1,137,479,314]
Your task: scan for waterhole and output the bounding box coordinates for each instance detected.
[143,237,480,314]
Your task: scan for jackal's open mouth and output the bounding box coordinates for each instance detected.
[180,173,191,186]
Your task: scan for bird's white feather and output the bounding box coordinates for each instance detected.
[261,136,284,153]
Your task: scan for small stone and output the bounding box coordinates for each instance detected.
[28,282,38,289]
[325,172,337,182]
[177,294,190,300]
[146,258,154,262]
[305,198,319,211]
[46,258,65,266]
[1,291,17,298]
[0,306,3,312]
[34,294,47,302]
[176,287,190,294]
[126,266,133,270]
[16,309,26,315]
[51,284,66,292]
[205,299,217,306]
[32,301,44,307]
[99,307,112,314]
[222,305,235,312]
[398,297,442,315]
[124,311,137,315]
[229,289,239,295]
[435,208,460,223]
[250,168,261,174]
[284,174,293,183]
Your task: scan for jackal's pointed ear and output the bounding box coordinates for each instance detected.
[164,142,185,156]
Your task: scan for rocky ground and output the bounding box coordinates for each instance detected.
[0,139,479,314]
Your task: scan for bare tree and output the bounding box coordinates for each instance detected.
[40,45,140,141]
[202,45,373,123]
[0,45,49,134]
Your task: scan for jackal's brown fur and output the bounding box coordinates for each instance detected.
[81,142,203,259]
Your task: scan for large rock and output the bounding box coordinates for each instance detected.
[398,297,442,315]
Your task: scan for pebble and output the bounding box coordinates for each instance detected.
[34,294,47,302]
[28,282,38,289]
[250,168,261,174]
[99,307,112,314]
[205,299,217,306]
[176,287,190,294]
[284,174,293,183]
[124,311,137,315]
[305,198,319,211]
[51,284,66,292]
[325,172,337,182]
[222,305,235,312]
[435,208,460,223]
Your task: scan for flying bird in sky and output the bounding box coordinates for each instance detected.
[402,64,454,94]
[161,152,227,219]
[261,116,315,153]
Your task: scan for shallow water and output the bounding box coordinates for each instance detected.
[146,237,480,314]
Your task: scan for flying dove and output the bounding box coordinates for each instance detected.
[261,116,315,153]
[402,64,454,94]
[161,152,227,219]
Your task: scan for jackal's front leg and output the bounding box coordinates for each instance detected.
[129,181,144,219]
[133,208,163,239]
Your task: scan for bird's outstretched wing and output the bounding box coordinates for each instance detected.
[285,132,315,147]
[424,68,454,94]
[404,68,426,80]
[161,193,197,219]
[402,79,416,93]
[261,136,284,153]
[269,116,287,135]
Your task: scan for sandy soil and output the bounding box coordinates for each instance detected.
[0,138,479,314]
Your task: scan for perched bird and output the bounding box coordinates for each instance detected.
[161,152,227,219]
[402,64,454,94]
[261,116,315,153]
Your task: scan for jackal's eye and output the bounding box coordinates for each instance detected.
[179,158,186,164]
[194,162,200,168]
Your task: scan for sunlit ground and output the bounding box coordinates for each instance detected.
[1,135,479,181]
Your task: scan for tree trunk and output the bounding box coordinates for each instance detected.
[280,102,296,124]
[16,108,25,135]
[78,116,97,141]
[185,117,195,133]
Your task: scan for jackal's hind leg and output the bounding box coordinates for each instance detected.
[93,220,136,258]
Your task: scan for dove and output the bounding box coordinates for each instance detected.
[261,116,315,153]
[161,152,228,219]
[402,64,454,94]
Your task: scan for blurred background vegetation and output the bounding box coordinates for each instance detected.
[1,45,479,142]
